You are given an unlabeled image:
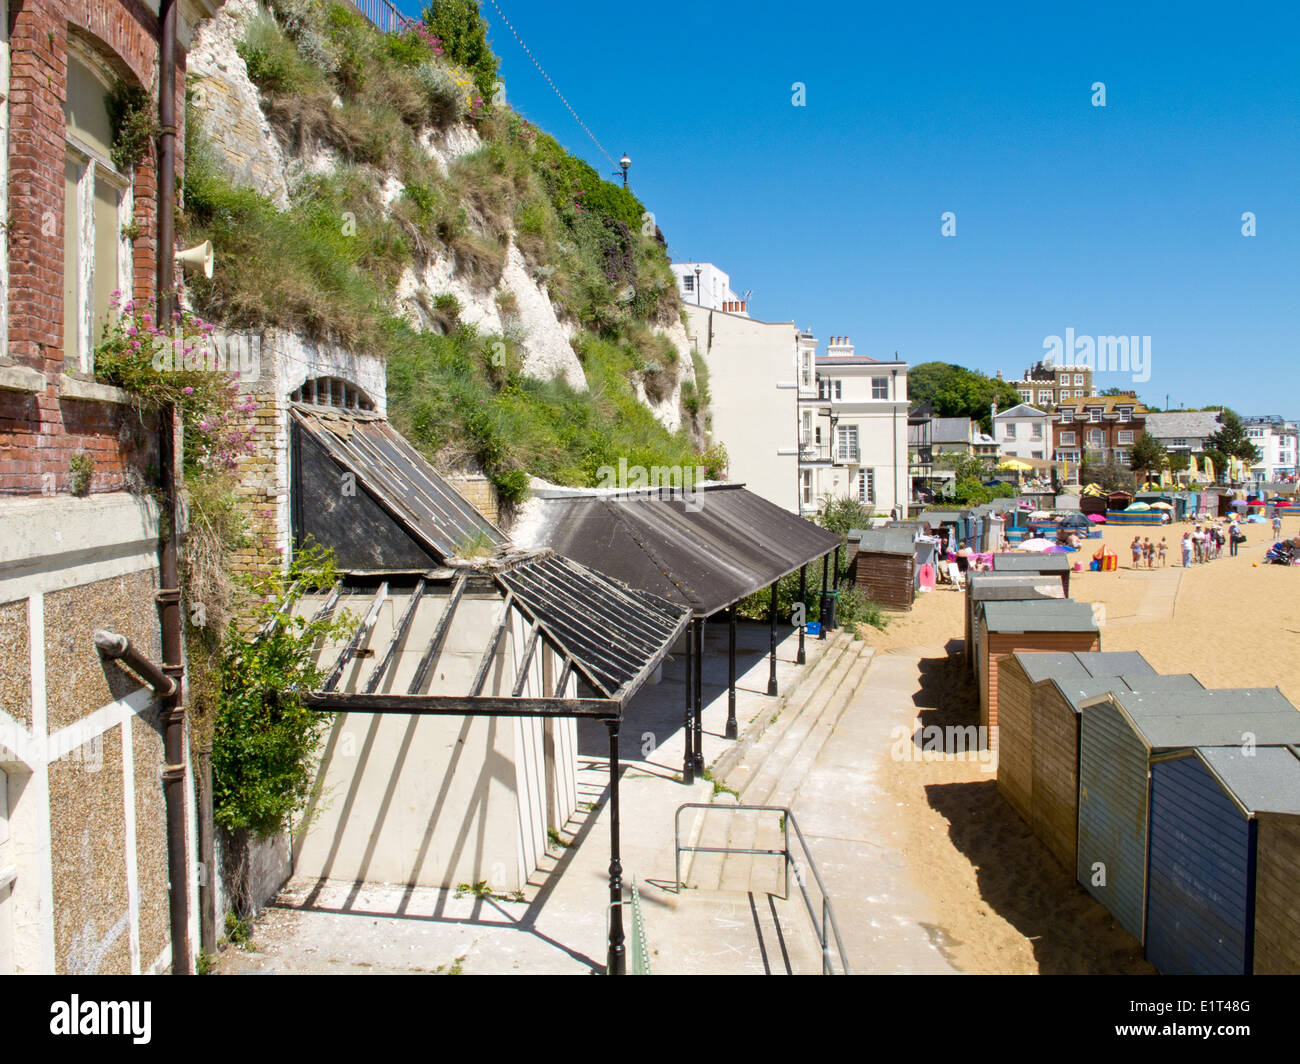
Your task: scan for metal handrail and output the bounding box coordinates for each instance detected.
[674,803,851,975]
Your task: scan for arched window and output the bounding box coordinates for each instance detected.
[291,377,374,411]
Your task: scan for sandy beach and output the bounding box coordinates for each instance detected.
[849,510,1299,974]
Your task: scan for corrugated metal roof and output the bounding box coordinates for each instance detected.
[1197,745,1300,816]
[292,405,505,563]
[297,552,691,708]
[982,598,1098,633]
[1102,689,1300,751]
[519,484,840,616]
[991,553,1072,573]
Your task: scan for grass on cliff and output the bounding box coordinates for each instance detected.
[182,1,709,502]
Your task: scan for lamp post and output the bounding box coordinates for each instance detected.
[694,266,702,306]
[614,153,630,189]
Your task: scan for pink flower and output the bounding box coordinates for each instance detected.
[127,325,138,336]
[182,386,194,395]
[130,341,141,352]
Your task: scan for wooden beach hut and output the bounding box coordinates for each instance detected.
[963,572,1065,676]
[847,528,915,610]
[1146,745,1300,975]
[1074,687,1300,945]
[977,599,1099,751]
[990,551,1071,595]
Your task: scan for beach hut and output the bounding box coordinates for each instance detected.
[963,572,1066,676]
[996,651,1155,826]
[995,652,1201,870]
[990,551,1071,595]
[978,599,1099,750]
[1145,745,1300,975]
[847,528,916,610]
[1074,687,1300,945]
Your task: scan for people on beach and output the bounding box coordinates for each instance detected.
[1229,524,1244,557]
[1157,537,1168,566]
[1142,538,1154,568]
[1193,525,1206,564]
[1131,536,1143,568]
[1181,531,1194,567]
[1275,513,1284,539]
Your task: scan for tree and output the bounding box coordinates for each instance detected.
[933,450,991,482]
[1205,409,1261,467]
[908,362,1022,432]
[423,0,499,102]
[1128,433,1167,480]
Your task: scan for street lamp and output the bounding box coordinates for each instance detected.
[614,153,630,188]
[694,266,702,306]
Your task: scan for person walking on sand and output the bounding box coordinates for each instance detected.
[1275,513,1284,539]
[1229,523,1244,557]
[1193,525,1206,564]
[1158,537,1168,566]
[1182,531,1194,568]
[1131,536,1143,569]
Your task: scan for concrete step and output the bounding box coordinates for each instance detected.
[717,638,874,893]
[680,636,849,892]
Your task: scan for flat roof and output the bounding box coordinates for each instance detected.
[982,598,1098,634]
[1196,746,1300,816]
[991,553,1072,573]
[1086,688,1300,750]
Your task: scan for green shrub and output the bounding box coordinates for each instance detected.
[237,12,318,94]
[422,0,499,102]
[106,80,157,172]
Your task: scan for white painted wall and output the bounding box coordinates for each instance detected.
[683,304,799,511]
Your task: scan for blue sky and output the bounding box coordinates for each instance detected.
[404,1,1298,414]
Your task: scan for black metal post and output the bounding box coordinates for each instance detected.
[692,618,704,775]
[606,719,625,975]
[726,606,738,740]
[767,581,778,696]
[682,619,695,784]
[797,564,807,664]
[819,554,829,640]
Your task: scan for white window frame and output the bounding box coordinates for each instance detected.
[836,424,859,464]
[1059,430,1076,446]
[64,45,132,375]
[1089,408,1102,422]
[801,469,813,505]
[1073,373,1084,386]
[1119,407,1133,423]
[858,468,875,505]
[871,376,888,400]
[1061,408,1074,423]
[1118,429,1134,445]
[1037,390,1052,405]
[1088,429,1104,447]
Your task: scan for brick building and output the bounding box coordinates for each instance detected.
[0,0,218,975]
[1002,360,1094,411]
[1051,394,1147,467]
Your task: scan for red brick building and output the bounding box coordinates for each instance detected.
[1,0,217,976]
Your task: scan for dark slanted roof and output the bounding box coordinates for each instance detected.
[982,598,1098,634]
[1196,746,1300,817]
[292,405,505,564]
[299,551,691,715]
[1083,688,1300,751]
[968,573,1064,601]
[521,484,840,616]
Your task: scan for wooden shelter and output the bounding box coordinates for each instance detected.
[846,528,915,611]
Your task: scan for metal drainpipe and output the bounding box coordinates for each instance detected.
[892,369,899,516]
[156,0,191,976]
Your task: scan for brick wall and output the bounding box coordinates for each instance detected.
[2,0,186,497]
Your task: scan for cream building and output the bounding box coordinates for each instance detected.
[683,303,800,512]
[798,337,909,517]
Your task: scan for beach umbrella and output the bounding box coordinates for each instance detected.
[1150,502,1173,510]
[999,459,1033,471]
[1087,513,1107,523]
[1017,538,1055,552]
[1125,501,1152,511]
[1060,512,1090,527]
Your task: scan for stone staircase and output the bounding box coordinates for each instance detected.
[679,630,875,897]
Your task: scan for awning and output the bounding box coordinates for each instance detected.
[291,404,506,566]
[297,551,691,714]
[517,484,841,616]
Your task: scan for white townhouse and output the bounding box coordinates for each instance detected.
[1244,416,1298,482]
[671,262,750,315]
[797,337,909,518]
[992,402,1052,461]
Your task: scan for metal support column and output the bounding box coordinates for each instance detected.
[725,606,738,740]
[797,564,807,664]
[692,618,705,775]
[606,720,625,975]
[819,554,829,640]
[767,581,778,696]
[682,619,695,784]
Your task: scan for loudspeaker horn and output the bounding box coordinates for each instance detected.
[176,240,214,280]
